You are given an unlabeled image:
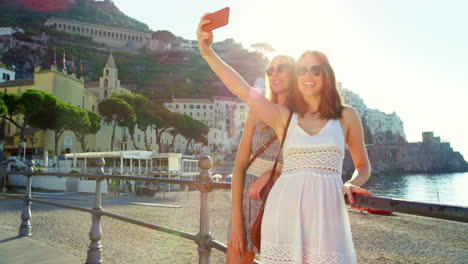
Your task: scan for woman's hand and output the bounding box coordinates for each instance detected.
[196,14,214,58]
[343,182,374,210]
[228,224,246,256]
[248,170,272,200]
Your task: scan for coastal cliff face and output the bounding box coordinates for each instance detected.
[342,141,468,179]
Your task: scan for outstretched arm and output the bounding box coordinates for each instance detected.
[342,106,373,203]
[197,16,289,138]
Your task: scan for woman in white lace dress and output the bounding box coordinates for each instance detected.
[197,16,373,264]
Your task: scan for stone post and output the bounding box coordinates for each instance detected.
[86,158,104,264]
[19,160,34,237]
[197,155,213,264]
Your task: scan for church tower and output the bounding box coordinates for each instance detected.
[98,53,121,100]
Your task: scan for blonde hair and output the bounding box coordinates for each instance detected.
[260,55,296,130]
[264,55,296,105]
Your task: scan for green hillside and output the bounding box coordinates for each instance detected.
[0,0,268,101]
[0,0,149,32]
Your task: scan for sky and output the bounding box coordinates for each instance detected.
[113,0,468,158]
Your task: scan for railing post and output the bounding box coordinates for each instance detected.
[196,155,213,264]
[86,158,104,264]
[19,160,34,237]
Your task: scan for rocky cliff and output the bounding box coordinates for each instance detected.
[342,139,468,179]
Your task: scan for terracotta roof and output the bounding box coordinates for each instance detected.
[0,78,34,88]
[84,81,100,88]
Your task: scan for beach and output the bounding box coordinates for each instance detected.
[0,190,467,264]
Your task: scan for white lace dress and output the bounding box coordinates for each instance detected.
[260,113,358,264]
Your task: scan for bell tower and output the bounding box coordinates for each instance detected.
[99,53,121,100]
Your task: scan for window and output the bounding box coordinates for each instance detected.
[197,112,200,117]
[175,104,179,109]
[189,105,194,109]
[196,105,200,109]
[104,79,108,87]
[204,112,207,117]
[104,90,108,98]
[210,105,213,109]
[203,105,206,109]
[183,104,186,109]
[190,112,193,116]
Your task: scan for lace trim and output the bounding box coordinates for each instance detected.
[282,165,341,177]
[283,146,344,173]
[246,158,283,177]
[261,242,356,264]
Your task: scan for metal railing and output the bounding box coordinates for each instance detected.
[1,156,468,264]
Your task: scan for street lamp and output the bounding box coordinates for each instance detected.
[20,140,26,162]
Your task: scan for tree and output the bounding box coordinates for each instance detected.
[136,107,153,150]
[50,103,81,155]
[1,90,61,151]
[113,91,148,150]
[98,97,136,151]
[166,113,188,151]
[250,42,275,57]
[178,115,209,154]
[0,98,7,117]
[72,110,101,152]
[148,104,174,152]
[0,97,8,139]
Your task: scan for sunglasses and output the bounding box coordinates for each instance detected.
[265,64,291,76]
[296,65,324,77]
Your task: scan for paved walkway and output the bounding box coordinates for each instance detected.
[0,225,82,264]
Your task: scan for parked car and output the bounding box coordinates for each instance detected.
[135,182,158,196]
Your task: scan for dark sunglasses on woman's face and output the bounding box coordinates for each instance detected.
[265,64,291,76]
[296,65,323,77]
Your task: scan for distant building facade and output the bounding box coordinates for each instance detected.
[44,17,151,51]
[0,65,15,83]
[339,83,406,144]
[0,54,157,157]
[164,96,249,155]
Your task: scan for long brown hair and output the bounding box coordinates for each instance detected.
[292,50,344,119]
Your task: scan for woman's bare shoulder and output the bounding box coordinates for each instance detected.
[341,105,360,123]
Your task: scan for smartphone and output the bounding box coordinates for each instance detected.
[202,7,230,31]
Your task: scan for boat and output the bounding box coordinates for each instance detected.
[366,208,393,215]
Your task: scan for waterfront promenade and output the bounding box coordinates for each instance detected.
[0,225,81,264]
[1,190,467,264]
